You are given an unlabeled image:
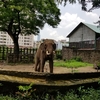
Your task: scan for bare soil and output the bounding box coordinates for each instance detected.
[0,62,99,73]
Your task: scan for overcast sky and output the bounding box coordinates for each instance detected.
[34,2,100,41]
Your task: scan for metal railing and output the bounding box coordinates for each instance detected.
[69,40,100,49]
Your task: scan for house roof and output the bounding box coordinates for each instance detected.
[67,22,100,37]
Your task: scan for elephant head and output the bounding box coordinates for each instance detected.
[40,39,56,56]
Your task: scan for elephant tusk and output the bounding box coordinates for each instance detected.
[46,51,50,55]
[53,51,55,54]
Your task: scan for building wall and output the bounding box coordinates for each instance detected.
[62,47,73,60]
[69,25,95,42]
[0,31,6,45]
[0,31,34,48]
[62,46,100,63]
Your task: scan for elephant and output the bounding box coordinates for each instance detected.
[34,39,56,73]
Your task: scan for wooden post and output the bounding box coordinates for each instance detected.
[2,46,5,60]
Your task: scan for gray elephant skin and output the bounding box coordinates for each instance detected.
[34,39,56,73]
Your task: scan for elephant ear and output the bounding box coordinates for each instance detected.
[53,43,56,50]
[49,40,56,50]
[40,43,46,51]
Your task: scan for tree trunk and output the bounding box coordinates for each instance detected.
[13,34,19,61]
[7,18,20,62]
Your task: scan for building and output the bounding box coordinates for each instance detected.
[62,22,100,63]
[67,22,100,49]
[0,31,34,48]
[56,40,69,50]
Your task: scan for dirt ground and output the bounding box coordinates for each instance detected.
[0,62,99,73]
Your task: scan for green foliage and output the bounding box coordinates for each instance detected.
[0,83,3,86]
[0,0,61,54]
[17,83,35,99]
[77,86,100,100]
[96,62,100,68]
[56,0,100,11]
[18,83,33,92]
[0,95,18,100]
[54,60,92,68]
[56,54,62,60]
[0,0,61,34]
[64,90,78,100]
[71,56,83,62]
[0,46,7,60]
[1,86,100,99]
[55,50,62,60]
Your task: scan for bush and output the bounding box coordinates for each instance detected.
[56,54,62,60]
[55,50,62,60]
[1,86,100,100]
[71,56,83,62]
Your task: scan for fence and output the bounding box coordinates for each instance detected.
[69,40,100,49]
[0,46,37,63]
[0,46,61,63]
[69,40,95,49]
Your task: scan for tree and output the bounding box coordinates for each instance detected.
[56,0,100,11]
[0,0,61,58]
[80,0,100,11]
[94,16,100,28]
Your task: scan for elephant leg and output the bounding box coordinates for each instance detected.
[42,61,45,72]
[49,60,53,73]
[37,62,40,72]
[34,58,39,71]
[40,60,45,72]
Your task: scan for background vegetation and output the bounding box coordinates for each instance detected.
[0,84,100,100]
[54,57,92,68]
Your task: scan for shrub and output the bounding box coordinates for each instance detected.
[56,54,62,60]
[55,50,62,60]
[0,86,100,100]
[71,56,83,62]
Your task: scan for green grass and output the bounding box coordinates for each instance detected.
[54,60,92,68]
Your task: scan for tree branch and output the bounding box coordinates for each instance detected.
[7,18,14,40]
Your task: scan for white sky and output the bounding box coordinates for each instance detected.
[34,2,100,41]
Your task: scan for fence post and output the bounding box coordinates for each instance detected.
[0,47,2,59]
[2,46,5,60]
[0,46,36,63]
